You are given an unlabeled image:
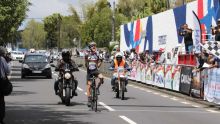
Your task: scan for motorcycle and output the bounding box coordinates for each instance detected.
[109,67,130,100]
[55,63,79,106]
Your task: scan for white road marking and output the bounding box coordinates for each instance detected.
[170,97,179,101]
[79,68,86,72]
[181,101,190,105]
[161,95,169,98]
[99,102,115,111]
[84,92,87,95]
[192,105,200,108]
[153,92,160,95]
[119,116,137,124]
[77,87,83,91]
[206,109,219,113]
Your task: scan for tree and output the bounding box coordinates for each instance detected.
[80,0,128,48]
[43,13,62,48]
[21,20,46,49]
[0,0,30,46]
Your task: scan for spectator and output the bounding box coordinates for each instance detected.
[157,48,166,64]
[179,24,194,53]
[0,46,10,124]
[211,19,220,41]
[76,49,80,56]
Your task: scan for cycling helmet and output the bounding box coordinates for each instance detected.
[88,41,96,49]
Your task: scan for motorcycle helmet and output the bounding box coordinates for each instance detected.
[62,49,71,61]
[115,52,123,62]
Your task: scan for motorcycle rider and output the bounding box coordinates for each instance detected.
[54,49,79,96]
[85,42,104,107]
[109,52,129,91]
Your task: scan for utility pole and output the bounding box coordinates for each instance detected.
[112,1,115,42]
[58,14,62,51]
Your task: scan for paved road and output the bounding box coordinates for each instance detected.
[4,61,220,124]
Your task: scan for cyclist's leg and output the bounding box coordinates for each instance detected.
[111,76,116,90]
[86,73,92,106]
[96,72,104,95]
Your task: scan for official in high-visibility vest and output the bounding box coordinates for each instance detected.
[109,52,129,91]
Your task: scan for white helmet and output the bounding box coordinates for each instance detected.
[115,52,123,59]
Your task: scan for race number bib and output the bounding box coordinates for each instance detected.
[88,61,97,70]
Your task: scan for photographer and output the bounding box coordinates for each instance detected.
[211,19,220,41]
[179,24,194,54]
[0,46,10,124]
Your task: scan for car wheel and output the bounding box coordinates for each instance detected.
[21,74,25,79]
[47,75,52,79]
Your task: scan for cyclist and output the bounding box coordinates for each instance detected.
[109,52,129,91]
[85,42,104,107]
[54,49,79,96]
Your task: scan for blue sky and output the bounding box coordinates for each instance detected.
[19,0,117,29]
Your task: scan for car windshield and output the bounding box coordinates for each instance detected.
[25,55,48,63]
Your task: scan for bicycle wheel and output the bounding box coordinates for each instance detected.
[90,86,94,110]
[94,87,98,112]
[121,81,125,100]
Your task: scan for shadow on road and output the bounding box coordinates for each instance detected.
[5,105,93,124]
[10,91,36,96]
[11,68,21,72]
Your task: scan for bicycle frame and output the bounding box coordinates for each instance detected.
[90,75,98,112]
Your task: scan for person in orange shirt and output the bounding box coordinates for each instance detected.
[109,52,130,91]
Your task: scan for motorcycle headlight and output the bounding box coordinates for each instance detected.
[45,64,51,69]
[23,64,29,69]
[64,73,71,79]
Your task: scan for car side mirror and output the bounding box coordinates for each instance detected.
[19,60,23,63]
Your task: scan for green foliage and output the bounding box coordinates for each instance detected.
[0,0,30,45]
[21,20,46,49]
[43,13,62,48]
[42,6,81,49]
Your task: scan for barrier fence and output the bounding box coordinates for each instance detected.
[74,57,220,105]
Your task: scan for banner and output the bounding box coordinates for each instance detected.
[204,69,216,102]
[140,62,146,83]
[129,60,137,80]
[165,65,173,89]
[154,64,165,88]
[172,65,181,91]
[204,68,220,104]
[191,68,202,98]
[136,61,142,82]
[180,66,192,94]
[145,63,153,85]
[192,11,202,53]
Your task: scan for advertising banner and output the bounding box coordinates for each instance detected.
[191,68,201,98]
[204,69,216,102]
[140,62,146,83]
[214,69,220,104]
[172,65,181,91]
[153,64,165,88]
[204,69,220,104]
[136,61,142,82]
[129,60,137,80]
[164,65,173,90]
[145,63,153,85]
[180,66,192,95]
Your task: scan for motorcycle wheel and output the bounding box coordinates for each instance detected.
[121,81,125,100]
[65,88,71,106]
